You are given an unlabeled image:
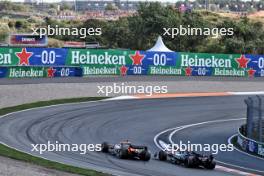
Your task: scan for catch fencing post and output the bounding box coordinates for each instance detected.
[244,97,253,138]
[256,96,263,142]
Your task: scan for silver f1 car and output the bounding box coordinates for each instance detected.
[101,141,151,161]
[155,149,216,169]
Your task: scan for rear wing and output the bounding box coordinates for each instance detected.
[130,145,148,150]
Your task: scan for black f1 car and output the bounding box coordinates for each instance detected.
[155,149,216,169]
[101,141,151,161]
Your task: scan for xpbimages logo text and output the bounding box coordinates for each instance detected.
[97,82,168,96]
[163,25,234,39]
[31,141,101,155]
[31,25,102,38]
[163,141,234,155]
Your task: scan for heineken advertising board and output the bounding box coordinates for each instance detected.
[245,54,264,77]
[0,47,68,66]
[0,47,263,77]
[177,53,259,77]
[0,66,82,78]
[148,52,259,77]
[177,52,246,77]
[140,51,178,75]
[78,50,179,76]
[67,49,133,76]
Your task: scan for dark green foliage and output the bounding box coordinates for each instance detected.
[74,2,264,54]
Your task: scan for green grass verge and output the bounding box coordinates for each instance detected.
[0,97,110,176]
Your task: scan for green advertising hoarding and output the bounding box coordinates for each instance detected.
[66,49,135,75]
[177,52,240,68]
[147,52,250,76]
[82,65,125,75]
[212,68,247,77]
[0,48,21,66]
[0,47,259,77]
[8,67,46,78]
[148,66,183,75]
[178,52,248,77]
[3,66,82,78]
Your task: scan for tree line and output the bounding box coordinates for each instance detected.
[2,2,264,54]
[59,2,264,54]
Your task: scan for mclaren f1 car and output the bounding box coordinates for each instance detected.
[101,140,151,161]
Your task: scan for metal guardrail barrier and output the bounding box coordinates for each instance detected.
[237,126,264,157]
[236,96,264,157]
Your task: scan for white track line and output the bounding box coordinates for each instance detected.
[229,91,264,95]
[153,118,264,176]
[168,118,245,144]
[106,96,139,100]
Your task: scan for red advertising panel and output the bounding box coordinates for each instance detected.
[63,41,85,48]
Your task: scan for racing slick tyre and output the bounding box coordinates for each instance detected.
[204,161,216,170]
[158,150,167,161]
[184,157,196,168]
[101,142,109,153]
[140,151,151,161]
[117,148,128,159]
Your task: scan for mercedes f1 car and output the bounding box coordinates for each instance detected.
[155,149,216,169]
[101,141,151,161]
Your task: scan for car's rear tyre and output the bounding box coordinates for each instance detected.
[204,161,216,170]
[140,151,151,161]
[117,148,128,159]
[101,142,109,153]
[184,157,196,168]
[158,150,167,161]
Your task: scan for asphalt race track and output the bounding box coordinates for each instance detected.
[1,76,264,85]
[0,96,264,176]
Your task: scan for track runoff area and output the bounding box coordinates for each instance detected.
[0,91,264,176]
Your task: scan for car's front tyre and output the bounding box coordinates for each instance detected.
[117,148,128,159]
[158,150,167,161]
[101,142,109,153]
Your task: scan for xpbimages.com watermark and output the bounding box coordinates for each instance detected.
[31,141,101,155]
[31,25,102,38]
[31,140,234,155]
[163,141,234,155]
[163,25,234,39]
[97,82,168,96]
